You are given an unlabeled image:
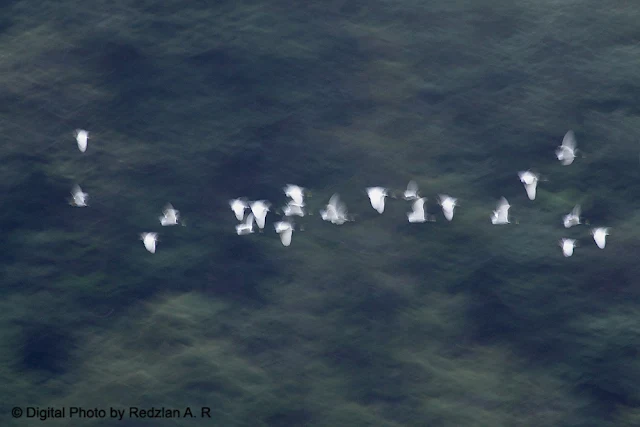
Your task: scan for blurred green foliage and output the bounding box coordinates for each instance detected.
[2,0,640,425]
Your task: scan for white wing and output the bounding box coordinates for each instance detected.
[279,229,293,246]
[404,180,419,200]
[562,130,576,150]
[524,182,537,200]
[75,130,88,152]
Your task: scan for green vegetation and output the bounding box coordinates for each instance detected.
[2,0,640,425]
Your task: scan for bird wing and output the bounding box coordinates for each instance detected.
[571,204,581,217]
[562,130,576,150]
[412,198,425,216]
[280,229,293,246]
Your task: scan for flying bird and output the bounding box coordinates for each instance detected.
[591,227,609,249]
[274,220,294,246]
[556,130,577,165]
[250,200,271,231]
[366,187,388,214]
[159,203,179,226]
[282,201,305,217]
[320,193,350,225]
[403,180,419,200]
[75,129,89,153]
[438,194,457,221]
[407,197,434,223]
[69,184,88,207]
[229,198,248,221]
[283,184,306,206]
[559,238,577,257]
[563,205,581,228]
[491,197,510,225]
[141,232,158,253]
[236,213,255,235]
[518,171,539,200]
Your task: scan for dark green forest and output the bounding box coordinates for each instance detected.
[2,0,640,425]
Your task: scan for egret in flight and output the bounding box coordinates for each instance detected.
[560,238,577,257]
[141,232,158,253]
[236,213,255,235]
[229,198,248,221]
[366,187,388,214]
[283,184,306,205]
[70,184,88,207]
[556,130,577,166]
[274,220,294,246]
[75,129,89,153]
[320,193,350,225]
[250,200,271,231]
[491,197,510,225]
[407,197,434,223]
[403,180,419,200]
[518,171,539,200]
[591,227,609,249]
[282,201,305,217]
[159,203,179,226]
[438,195,457,221]
[563,205,581,228]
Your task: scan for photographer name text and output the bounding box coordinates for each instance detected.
[13,406,212,421]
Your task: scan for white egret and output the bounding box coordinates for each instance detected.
[320,193,350,225]
[283,184,305,205]
[229,198,248,221]
[403,180,419,200]
[438,194,457,221]
[563,205,581,228]
[236,213,255,235]
[366,187,388,214]
[591,227,609,249]
[518,171,539,200]
[559,238,577,257]
[70,184,88,207]
[491,197,510,225]
[407,197,434,223]
[282,201,305,217]
[159,203,179,226]
[274,220,294,246]
[556,130,577,166]
[141,232,158,253]
[250,200,271,230]
[75,129,89,153]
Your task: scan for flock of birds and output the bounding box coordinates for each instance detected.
[69,128,609,257]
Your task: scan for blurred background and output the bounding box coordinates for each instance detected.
[2,0,640,425]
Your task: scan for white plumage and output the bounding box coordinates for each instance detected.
[141,232,158,253]
[403,180,419,200]
[407,197,430,223]
[159,203,179,226]
[250,200,271,230]
[70,184,88,207]
[591,227,609,249]
[229,199,248,221]
[560,238,576,257]
[556,130,577,165]
[518,171,539,200]
[491,197,510,225]
[320,193,350,225]
[282,201,305,217]
[274,220,294,246]
[236,213,255,235]
[75,129,89,153]
[283,184,305,206]
[562,205,581,228]
[438,194,457,221]
[366,187,388,214]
